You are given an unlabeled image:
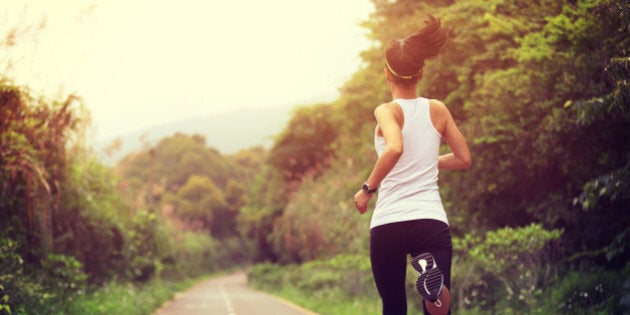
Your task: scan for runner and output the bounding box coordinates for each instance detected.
[353,15,471,315]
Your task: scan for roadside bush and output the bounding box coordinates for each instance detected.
[248,254,424,314]
[285,255,374,299]
[0,236,29,315]
[212,236,249,270]
[167,230,216,278]
[451,233,502,313]
[39,254,88,306]
[124,210,172,282]
[268,160,371,264]
[247,262,296,292]
[65,278,196,315]
[541,265,630,315]
[0,240,90,315]
[468,224,562,312]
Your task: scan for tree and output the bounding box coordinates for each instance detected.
[174,175,226,232]
[268,104,338,187]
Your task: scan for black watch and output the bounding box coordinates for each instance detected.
[362,182,378,194]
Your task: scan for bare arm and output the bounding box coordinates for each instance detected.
[430,100,471,170]
[354,103,403,214]
[366,104,403,188]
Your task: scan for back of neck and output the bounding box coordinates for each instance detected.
[391,87,418,100]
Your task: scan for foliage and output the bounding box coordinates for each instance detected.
[117,133,260,239]
[0,68,249,313]
[245,0,630,313]
[63,277,199,315]
[2,0,630,313]
[56,153,130,283]
[575,162,630,212]
[467,224,562,312]
[268,158,371,263]
[268,104,338,185]
[157,228,238,280]
[173,175,225,230]
[0,235,23,315]
[39,254,88,306]
[123,210,164,282]
[238,103,342,262]
[237,165,288,262]
[0,80,83,257]
[0,78,93,313]
[248,255,390,315]
[540,266,630,315]
[118,133,235,193]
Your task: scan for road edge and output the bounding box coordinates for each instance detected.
[256,290,320,315]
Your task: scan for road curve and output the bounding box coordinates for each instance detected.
[153,272,318,315]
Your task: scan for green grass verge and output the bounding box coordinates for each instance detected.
[271,285,382,315]
[247,255,425,315]
[61,276,210,315]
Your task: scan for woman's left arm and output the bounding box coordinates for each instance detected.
[354,104,403,214]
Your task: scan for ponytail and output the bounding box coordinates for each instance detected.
[385,15,446,82]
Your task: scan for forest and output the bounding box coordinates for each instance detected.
[1,0,629,314]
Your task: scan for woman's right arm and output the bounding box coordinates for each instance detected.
[430,100,472,170]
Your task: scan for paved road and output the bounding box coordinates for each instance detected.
[153,272,318,315]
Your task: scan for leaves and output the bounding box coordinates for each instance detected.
[466,224,562,310]
[174,175,225,230]
[575,162,630,211]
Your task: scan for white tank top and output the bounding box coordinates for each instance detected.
[370,97,448,229]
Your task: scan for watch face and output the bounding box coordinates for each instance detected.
[362,183,375,193]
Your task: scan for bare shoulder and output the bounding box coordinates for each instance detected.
[428,99,448,112]
[374,101,398,116]
[375,101,404,129]
[429,99,452,119]
[428,99,450,134]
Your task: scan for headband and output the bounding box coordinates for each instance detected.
[385,58,421,80]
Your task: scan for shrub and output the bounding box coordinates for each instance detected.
[39,254,88,304]
[541,266,630,315]
[0,236,22,315]
[468,224,563,312]
[65,278,195,315]
[247,263,294,292]
[169,230,216,278]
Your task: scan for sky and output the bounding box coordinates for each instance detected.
[2,0,374,141]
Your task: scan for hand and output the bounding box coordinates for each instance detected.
[354,190,372,214]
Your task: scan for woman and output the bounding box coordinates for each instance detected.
[354,15,471,315]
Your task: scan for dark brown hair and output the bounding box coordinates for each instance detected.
[385,15,446,84]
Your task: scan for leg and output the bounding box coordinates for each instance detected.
[408,220,452,288]
[431,246,452,290]
[423,248,452,315]
[407,220,452,315]
[370,223,408,315]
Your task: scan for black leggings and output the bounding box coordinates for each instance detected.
[370,219,452,315]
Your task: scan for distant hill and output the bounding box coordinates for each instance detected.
[94,104,296,165]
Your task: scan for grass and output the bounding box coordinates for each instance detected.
[271,286,383,315]
[60,276,210,315]
[247,256,426,315]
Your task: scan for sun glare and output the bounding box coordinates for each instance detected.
[2,0,373,140]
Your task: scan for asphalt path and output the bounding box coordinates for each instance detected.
[153,272,318,315]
